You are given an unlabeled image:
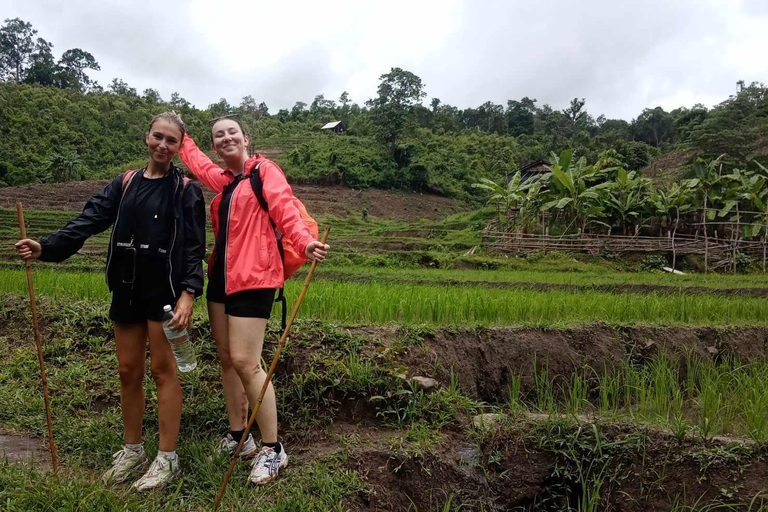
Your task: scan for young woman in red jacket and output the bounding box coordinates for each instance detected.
[178,115,328,485]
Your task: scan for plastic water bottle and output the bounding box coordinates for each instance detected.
[162,305,197,372]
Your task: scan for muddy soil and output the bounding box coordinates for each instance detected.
[0,430,51,470]
[297,420,768,511]
[0,180,467,222]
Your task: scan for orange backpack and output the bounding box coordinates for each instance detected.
[249,160,318,280]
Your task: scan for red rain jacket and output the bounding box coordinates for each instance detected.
[179,137,315,294]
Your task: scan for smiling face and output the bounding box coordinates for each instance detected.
[145,118,183,168]
[211,119,249,162]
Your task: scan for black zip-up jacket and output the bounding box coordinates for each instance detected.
[39,166,206,298]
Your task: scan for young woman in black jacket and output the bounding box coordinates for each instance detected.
[15,112,206,491]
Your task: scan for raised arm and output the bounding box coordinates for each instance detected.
[178,136,230,193]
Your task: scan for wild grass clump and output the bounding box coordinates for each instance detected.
[518,353,768,444]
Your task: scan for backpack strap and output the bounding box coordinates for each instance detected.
[121,169,139,198]
[249,161,287,330]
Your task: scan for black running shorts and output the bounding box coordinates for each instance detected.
[207,261,276,319]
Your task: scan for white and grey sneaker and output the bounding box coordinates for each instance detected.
[216,433,259,459]
[132,454,180,492]
[102,446,147,484]
[249,444,288,485]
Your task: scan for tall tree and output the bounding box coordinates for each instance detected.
[58,48,100,91]
[257,102,269,117]
[506,97,537,136]
[142,88,162,104]
[633,107,674,146]
[369,67,426,153]
[24,37,57,86]
[170,92,190,110]
[0,18,37,82]
[240,94,257,113]
[108,77,137,97]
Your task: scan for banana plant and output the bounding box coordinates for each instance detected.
[472,171,547,228]
[719,168,765,239]
[603,168,651,235]
[651,183,695,270]
[541,149,612,232]
[684,155,726,272]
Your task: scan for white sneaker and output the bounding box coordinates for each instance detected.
[216,433,259,459]
[132,454,180,491]
[249,443,288,485]
[102,447,147,484]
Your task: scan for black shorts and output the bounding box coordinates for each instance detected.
[110,259,176,324]
[207,261,276,319]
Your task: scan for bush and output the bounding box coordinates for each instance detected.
[639,254,668,272]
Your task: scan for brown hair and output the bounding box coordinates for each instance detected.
[210,114,247,145]
[148,111,186,140]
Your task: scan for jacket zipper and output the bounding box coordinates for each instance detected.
[105,170,140,289]
[167,172,180,298]
[223,183,236,294]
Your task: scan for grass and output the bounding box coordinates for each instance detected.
[2,296,768,510]
[304,265,768,289]
[3,268,768,326]
[507,353,768,443]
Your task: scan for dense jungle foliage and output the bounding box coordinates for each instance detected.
[1,18,767,202]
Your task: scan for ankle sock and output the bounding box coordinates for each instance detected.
[125,443,143,454]
[230,429,245,444]
[158,450,178,462]
[262,441,281,454]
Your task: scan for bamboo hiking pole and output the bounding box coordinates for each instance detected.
[213,225,330,510]
[16,202,59,473]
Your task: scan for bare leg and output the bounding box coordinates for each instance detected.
[228,317,277,443]
[209,301,248,431]
[147,320,182,452]
[114,322,148,445]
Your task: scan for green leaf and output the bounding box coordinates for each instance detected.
[552,167,575,194]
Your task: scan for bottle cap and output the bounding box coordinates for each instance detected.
[163,305,172,312]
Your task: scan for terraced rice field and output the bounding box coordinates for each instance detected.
[2,187,768,511]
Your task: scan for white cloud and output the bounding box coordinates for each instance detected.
[1,0,766,119]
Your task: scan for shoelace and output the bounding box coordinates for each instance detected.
[112,449,131,467]
[255,449,276,471]
[143,458,167,479]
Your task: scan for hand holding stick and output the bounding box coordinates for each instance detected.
[16,202,59,473]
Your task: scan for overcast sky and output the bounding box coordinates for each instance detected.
[3,0,768,120]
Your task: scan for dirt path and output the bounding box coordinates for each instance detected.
[0,430,51,470]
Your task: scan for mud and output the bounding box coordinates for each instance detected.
[0,430,52,470]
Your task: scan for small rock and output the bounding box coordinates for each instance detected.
[707,346,718,355]
[410,376,438,391]
[472,413,507,431]
[455,444,482,476]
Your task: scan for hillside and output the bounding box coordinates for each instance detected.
[0,180,467,221]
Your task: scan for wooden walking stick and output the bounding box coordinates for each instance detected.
[213,225,330,510]
[16,202,59,473]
